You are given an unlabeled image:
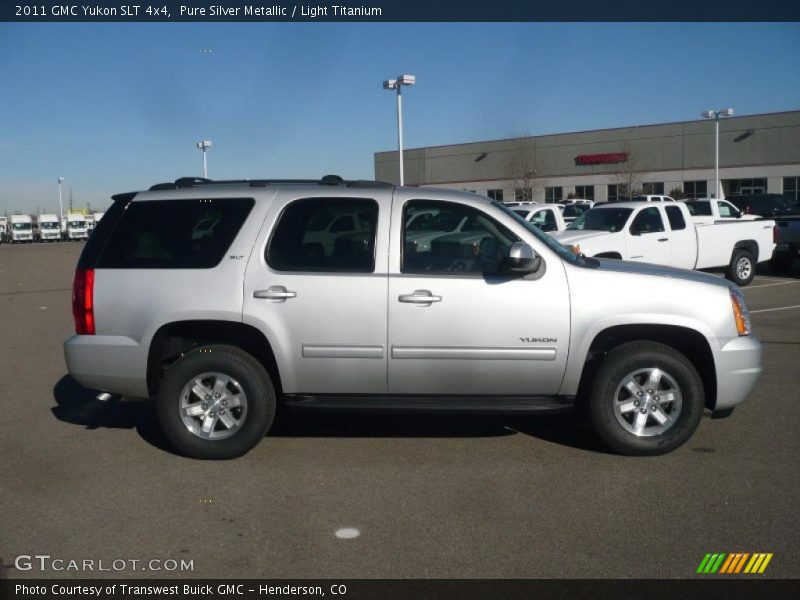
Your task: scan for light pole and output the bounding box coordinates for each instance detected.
[383,74,415,186]
[196,140,212,178]
[701,108,734,198]
[57,177,64,221]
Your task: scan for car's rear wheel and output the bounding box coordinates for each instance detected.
[588,341,704,455]
[727,249,756,286]
[157,344,275,459]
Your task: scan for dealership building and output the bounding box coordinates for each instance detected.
[374,110,800,204]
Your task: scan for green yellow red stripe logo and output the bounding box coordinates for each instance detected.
[697,552,773,574]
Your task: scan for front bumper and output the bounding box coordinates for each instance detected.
[64,334,149,398]
[713,335,762,411]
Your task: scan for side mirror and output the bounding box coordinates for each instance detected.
[502,242,540,273]
[629,228,642,236]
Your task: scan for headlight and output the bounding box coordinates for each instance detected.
[730,288,751,336]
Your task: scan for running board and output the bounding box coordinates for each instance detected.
[282,394,574,414]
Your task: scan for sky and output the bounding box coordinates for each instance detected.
[0,22,799,214]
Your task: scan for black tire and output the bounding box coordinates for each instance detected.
[588,341,704,456]
[726,248,756,286]
[156,344,276,459]
[770,252,794,272]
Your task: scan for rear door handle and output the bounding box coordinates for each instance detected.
[398,289,442,305]
[253,286,297,301]
[658,238,668,242]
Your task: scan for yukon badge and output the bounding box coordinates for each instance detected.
[519,337,558,343]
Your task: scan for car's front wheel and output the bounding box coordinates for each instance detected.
[588,341,704,455]
[157,345,276,459]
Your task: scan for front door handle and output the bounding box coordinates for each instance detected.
[657,238,668,242]
[253,286,297,301]
[398,289,442,305]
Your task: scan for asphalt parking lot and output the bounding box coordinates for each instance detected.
[1,241,798,579]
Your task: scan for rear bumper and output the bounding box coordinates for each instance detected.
[713,335,762,411]
[63,334,149,398]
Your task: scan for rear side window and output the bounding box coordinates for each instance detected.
[267,197,378,273]
[96,198,254,269]
[665,205,686,230]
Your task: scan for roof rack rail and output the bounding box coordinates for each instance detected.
[147,176,394,192]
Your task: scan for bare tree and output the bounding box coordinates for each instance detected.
[611,140,644,200]
[502,134,548,201]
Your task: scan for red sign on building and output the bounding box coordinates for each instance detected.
[575,152,629,165]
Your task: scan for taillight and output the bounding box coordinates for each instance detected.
[72,268,95,335]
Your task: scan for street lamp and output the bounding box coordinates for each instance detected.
[701,108,734,198]
[57,177,64,221]
[383,74,416,186]
[196,140,212,178]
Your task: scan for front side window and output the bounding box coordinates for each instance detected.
[98,198,254,269]
[530,209,558,232]
[630,207,665,234]
[718,202,738,218]
[665,205,686,230]
[267,197,378,273]
[402,200,518,275]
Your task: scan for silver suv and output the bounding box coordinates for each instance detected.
[64,176,762,459]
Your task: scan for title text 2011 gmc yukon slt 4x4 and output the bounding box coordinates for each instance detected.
[64,177,762,459]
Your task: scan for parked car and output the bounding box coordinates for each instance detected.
[728,194,800,218]
[64,176,762,459]
[553,201,775,285]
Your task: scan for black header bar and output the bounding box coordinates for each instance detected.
[3,0,800,22]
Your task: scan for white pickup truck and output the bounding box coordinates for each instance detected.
[552,201,775,286]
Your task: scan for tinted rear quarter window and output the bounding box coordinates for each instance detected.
[96,198,254,269]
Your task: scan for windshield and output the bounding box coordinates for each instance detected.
[68,221,85,228]
[41,222,60,229]
[12,222,32,230]
[568,207,633,232]
[493,202,587,266]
